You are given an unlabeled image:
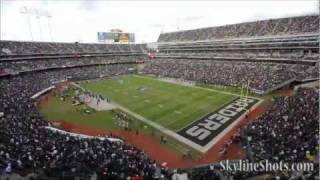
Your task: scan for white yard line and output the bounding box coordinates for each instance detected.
[175,96,239,132]
[133,75,261,100]
[164,117,182,127]
[111,101,207,152]
[174,110,182,114]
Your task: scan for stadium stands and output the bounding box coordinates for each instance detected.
[142,58,318,93]
[0,65,164,179]
[0,41,146,77]
[145,15,319,94]
[0,56,140,73]
[0,41,147,56]
[158,15,319,42]
[243,88,319,163]
[0,42,162,179]
[157,33,319,61]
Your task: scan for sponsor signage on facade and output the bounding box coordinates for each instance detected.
[97,32,135,43]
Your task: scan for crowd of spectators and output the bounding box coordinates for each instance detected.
[0,41,147,55]
[158,27,319,61]
[190,164,262,180]
[158,48,319,61]
[240,88,319,179]
[156,16,319,89]
[0,56,144,73]
[158,15,319,42]
[0,64,167,179]
[142,58,318,92]
[244,88,319,163]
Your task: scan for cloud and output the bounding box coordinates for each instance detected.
[182,16,203,23]
[77,0,100,11]
[150,24,165,28]
[1,0,318,43]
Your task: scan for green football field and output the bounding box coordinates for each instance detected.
[80,75,237,131]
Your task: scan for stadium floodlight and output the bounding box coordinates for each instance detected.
[20,6,34,41]
[35,10,44,41]
[43,12,53,42]
[19,6,53,42]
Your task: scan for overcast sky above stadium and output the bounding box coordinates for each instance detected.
[1,0,318,43]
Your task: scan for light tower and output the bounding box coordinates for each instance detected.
[20,6,53,41]
[20,6,34,41]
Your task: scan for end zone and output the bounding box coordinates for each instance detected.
[177,97,261,152]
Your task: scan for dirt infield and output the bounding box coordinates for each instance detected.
[278,89,295,96]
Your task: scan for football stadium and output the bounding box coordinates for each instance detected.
[0,1,319,180]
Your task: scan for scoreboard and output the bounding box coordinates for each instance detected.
[97,32,135,44]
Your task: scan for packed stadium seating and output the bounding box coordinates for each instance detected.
[145,15,319,94]
[243,88,319,161]
[157,33,319,61]
[142,58,318,93]
[0,64,165,179]
[0,41,147,56]
[0,56,141,72]
[0,41,146,79]
[158,15,319,42]
[0,41,161,179]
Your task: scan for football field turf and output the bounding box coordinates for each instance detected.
[80,75,237,131]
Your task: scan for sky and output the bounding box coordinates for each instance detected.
[0,0,319,43]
